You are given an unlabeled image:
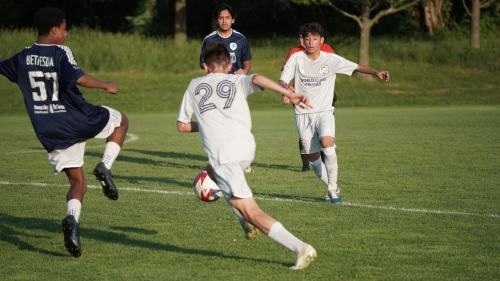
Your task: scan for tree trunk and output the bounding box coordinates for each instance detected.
[174,0,187,45]
[470,0,481,48]
[358,20,374,81]
[424,4,435,36]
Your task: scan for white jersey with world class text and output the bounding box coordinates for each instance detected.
[177,73,263,168]
[280,51,358,115]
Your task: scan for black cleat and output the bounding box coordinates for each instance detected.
[62,215,81,258]
[93,162,118,200]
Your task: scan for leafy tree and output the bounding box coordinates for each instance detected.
[462,0,498,48]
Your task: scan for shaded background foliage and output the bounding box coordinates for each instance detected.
[1,0,498,39]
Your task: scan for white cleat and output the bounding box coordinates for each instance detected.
[290,243,317,270]
[244,166,254,173]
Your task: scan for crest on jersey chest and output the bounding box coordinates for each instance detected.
[229,42,237,50]
[319,65,329,75]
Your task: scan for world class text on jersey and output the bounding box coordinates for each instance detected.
[301,77,326,87]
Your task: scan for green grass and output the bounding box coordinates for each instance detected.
[1,28,499,116]
[0,107,499,280]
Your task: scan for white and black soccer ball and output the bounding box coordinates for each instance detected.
[193,171,222,202]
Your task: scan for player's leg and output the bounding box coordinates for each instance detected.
[62,167,85,258]
[318,112,341,203]
[316,112,341,203]
[215,161,316,269]
[49,143,87,257]
[229,196,316,269]
[93,107,129,200]
[299,146,310,172]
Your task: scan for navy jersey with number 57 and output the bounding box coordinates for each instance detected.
[0,44,109,152]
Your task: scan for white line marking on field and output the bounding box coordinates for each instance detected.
[1,181,499,219]
[6,133,139,154]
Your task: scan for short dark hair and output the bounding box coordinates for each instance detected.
[213,3,235,20]
[204,41,230,70]
[301,22,325,38]
[298,24,307,37]
[34,7,66,36]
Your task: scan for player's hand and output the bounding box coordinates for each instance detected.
[377,71,390,82]
[234,69,247,75]
[105,81,118,94]
[282,95,290,105]
[290,93,312,109]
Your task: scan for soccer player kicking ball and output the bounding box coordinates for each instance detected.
[0,7,129,257]
[279,22,389,204]
[177,41,317,270]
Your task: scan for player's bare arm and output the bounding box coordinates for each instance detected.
[234,61,251,75]
[0,58,6,62]
[253,75,311,109]
[76,74,118,94]
[355,65,390,82]
[177,121,199,132]
[278,81,295,105]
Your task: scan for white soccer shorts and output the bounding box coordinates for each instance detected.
[295,111,335,154]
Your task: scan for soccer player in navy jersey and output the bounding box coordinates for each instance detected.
[0,7,129,257]
[199,3,252,76]
[199,2,254,173]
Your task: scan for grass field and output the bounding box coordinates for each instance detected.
[1,107,499,280]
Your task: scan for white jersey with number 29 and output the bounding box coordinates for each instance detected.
[178,73,263,168]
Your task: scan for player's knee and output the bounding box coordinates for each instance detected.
[120,113,129,129]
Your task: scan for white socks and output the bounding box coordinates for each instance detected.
[66,199,82,222]
[322,146,338,191]
[102,142,121,170]
[310,158,328,185]
[268,222,304,254]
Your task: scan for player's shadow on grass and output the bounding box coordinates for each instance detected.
[126,149,207,162]
[117,175,192,188]
[0,213,288,267]
[86,150,208,171]
[252,191,323,203]
[88,149,299,173]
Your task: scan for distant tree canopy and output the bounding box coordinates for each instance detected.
[1,0,499,39]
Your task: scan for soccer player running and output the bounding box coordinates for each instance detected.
[199,2,254,173]
[279,22,389,204]
[178,42,317,270]
[282,24,337,173]
[0,7,129,257]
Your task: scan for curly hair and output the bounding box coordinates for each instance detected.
[34,7,66,36]
[301,22,325,38]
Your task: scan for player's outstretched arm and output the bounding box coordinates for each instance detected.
[76,74,118,94]
[177,121,199,132]
[355,65,390,82]
[252,75,311,109]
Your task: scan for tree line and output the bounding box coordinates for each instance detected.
[2,0,498,38]
[1,0,498,72]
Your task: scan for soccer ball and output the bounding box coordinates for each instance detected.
[193,171,222,202]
